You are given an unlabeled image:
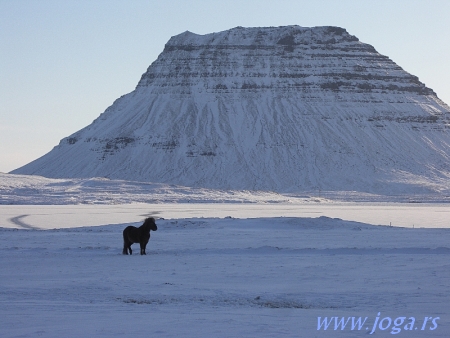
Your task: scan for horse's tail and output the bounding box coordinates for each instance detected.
[122,227,129,255]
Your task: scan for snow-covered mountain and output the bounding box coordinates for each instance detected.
[12,26,450,194]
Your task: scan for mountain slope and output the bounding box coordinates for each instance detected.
[12,26,450,194]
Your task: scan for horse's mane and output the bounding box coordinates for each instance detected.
[141,217,157,231]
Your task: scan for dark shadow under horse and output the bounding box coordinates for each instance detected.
[122,217,157,255]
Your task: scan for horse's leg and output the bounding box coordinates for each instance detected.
[123,239,132,255]
[140,242,147,255]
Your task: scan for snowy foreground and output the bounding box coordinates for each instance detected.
[1,210,450,337]
[1,173,450,337]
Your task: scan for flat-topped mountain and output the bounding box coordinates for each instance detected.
[12,26,450,195]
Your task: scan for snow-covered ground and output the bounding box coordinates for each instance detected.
[1,173,450,337]
[0,173,319,205]
[2,172,450,205]
[1,202,450,230]
[1,216,449,337]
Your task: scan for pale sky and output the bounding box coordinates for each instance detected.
[1,0,449,173]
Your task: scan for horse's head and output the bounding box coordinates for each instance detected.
[143,217,158,231]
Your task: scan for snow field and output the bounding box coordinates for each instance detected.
[2,202,450,230]
[1,216,450,337]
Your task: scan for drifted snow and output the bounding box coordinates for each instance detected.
[12,26,450,196]
[2,172,450,205]
[0,172,303,205]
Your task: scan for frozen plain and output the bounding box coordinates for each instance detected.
[1,174,450,337]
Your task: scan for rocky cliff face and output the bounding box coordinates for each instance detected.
[12,26,450,194]
[138,26,434,96]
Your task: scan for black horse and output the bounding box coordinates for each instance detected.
[122,217,157,255]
